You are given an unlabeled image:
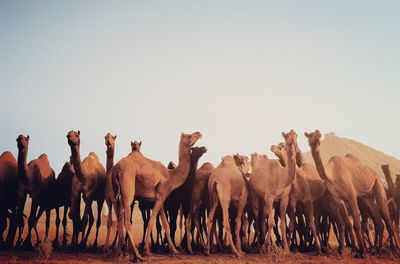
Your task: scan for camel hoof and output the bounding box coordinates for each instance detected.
[187,248,194,255]
[170,249,179,256]
[203,249,210,256]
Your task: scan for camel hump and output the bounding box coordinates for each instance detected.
[345,153,361,163]
[88,152,100,161]
[0,151,16,162]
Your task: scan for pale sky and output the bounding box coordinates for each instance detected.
[1,1,399,174]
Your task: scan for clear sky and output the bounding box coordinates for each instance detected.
[1,1,399,174]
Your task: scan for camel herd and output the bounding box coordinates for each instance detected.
[1,129,400,261]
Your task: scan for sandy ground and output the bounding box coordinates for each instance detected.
[1,204,399,263]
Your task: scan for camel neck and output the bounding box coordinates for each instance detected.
[106,148,114,173]
[382,166,396,196]
[311,148,330,182]
[187,153,202,185]
[171,142,191,190]
[17,147,29,184]
[70,145,84,182]
[285,144,297,186]
[295,145,305,167]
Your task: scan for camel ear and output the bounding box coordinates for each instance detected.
[139,141,142,147]
[114,135,117,139]
[304,132,309,138]
[27,135,30,140]
[78,130,80,135]
[281,132,287,139]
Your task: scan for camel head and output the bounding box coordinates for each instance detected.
[67,130,80,147]
[105,133,117,149]
[167,161,177,170]
[190,146,208,160]
[270,143,287,167]
[233,153,251,175]
[180,131,202,148]
[282,130,298,160]
[304,130,322,149]
[131,140,142,152]
[16,134,30,150]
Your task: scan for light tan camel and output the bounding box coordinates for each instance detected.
[305,130,399,256]
[108,132,202,261]
[270,143,321,253]
[16,135,56,248]
[0,151,19,248]
[67,130,106,249]
[185,161,214,254]
[204,154,251,257]
[247,130,298,253]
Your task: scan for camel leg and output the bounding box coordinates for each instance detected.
[62,206,68,246]
[279,194,289,252]
[262,198,275,253]
[53,207,60,246]
[70,193,81,247]
[22,199,39,248]
[287,200,297,250]
[205,198,218,256]
[44,210,51,241]
[139,203,148,249]
[92,200,103,249]
[235,196,246,255]
[220,199,241,257]
[0,207,6,248]
[34,207,45,245]
[80,202,94,248]
[185,201,200,254]
[143,198,166,256]
[160,207,179,254]
[104,199,113,252]
[168,206,179,247]
[304,200,321,253]
[325,201,344,253]
[347,198,365,257]
[121,197,143,261]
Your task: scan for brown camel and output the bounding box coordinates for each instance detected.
[16,135,56,248]
[0,151,19,248]
[164,146,208,248]
[204,154,251,257]
[270,143,321,253]
[185,161,214,254]
[305,130,399,256]
[108,131,202,261]
[247,130,298,253]
[67,130,106,249]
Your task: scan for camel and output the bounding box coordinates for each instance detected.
[164,146,208,248]
[270,143,321,253]
[34,160,75,247]
[305,130,399,257]
[104,133,117,252]
[204,154,251,257]
[247,130,298,254]
[108,131,202,261]
[67,130,106,249]
[185,161,214,254]
[0,151,19,248]
[16,135,56,248]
